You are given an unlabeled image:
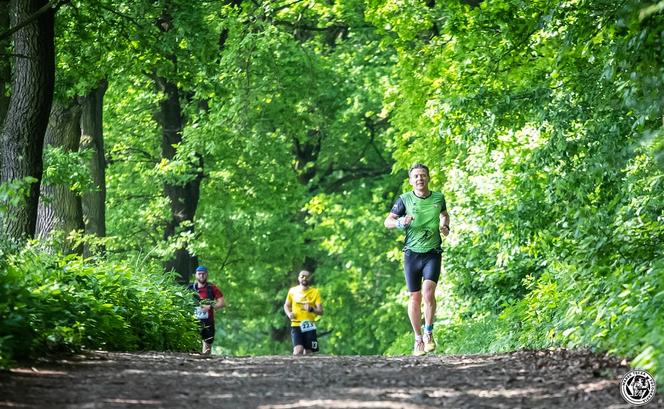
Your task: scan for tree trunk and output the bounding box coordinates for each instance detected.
[36,99,84,254]
[0,0,54,241]
[156,76,202,284]
[79,81,107,256]
[0,0,10,126]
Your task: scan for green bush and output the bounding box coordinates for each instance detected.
[0,243,199,368]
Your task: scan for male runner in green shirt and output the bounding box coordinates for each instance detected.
[384,163,450,356]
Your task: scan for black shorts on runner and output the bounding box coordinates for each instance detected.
[199,319,215,344]
[403,248,442,292]
[291,326,319,352]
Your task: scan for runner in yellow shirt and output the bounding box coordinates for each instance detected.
[284,270,323,355]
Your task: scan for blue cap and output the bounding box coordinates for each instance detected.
[196,266,208,272]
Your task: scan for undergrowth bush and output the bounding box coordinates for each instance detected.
[451,256,664,382]
[0,242,199,368]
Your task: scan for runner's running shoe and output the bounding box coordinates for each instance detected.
[424,332,436,353]
[413,340,426,356]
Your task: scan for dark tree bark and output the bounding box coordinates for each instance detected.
[0,0,55,241]
[151,4,204,284]
[156,76,202,284]
[36,99,84,254]
[79,81,107,256]
[0,0,10,126]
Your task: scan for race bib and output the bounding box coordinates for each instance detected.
[194,306,209,320]
[300,320,316,332]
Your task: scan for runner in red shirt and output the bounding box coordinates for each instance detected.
[188,266,225,355]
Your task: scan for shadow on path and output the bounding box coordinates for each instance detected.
[0,349,659,408]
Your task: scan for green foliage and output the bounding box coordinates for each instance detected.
[41,146,95,193]
[0,177,38,213]
[0,243,199,368]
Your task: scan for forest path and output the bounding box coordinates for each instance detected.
[0,349,658,408]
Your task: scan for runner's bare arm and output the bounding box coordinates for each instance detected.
[300,301,323,315]
[215,295,225,309]
[439,211,450,236]
[384,213,414,229]
[313,303,323,316]
[284,299,294,320]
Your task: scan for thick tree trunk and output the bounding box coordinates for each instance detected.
[0,0,10,126]
[79,81,107,256]
[156,77,202,284]
[0,0,54,241]
[36,99,84,254]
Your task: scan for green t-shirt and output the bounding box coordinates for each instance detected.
[391,191,447,252]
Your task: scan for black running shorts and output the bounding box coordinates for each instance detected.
[403,248,441,292]
[291,326,319,352]
[200,319,215,345]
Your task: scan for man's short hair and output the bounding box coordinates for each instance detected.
[408,163,430,176]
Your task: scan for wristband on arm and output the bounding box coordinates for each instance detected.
[396,217,406,229]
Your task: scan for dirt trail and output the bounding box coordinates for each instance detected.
[0,349,659,408]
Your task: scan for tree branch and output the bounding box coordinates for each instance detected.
[0,0,70,41]
[96,2,146,29]
[322,165,392,193]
